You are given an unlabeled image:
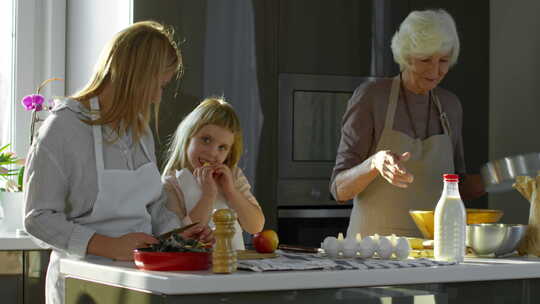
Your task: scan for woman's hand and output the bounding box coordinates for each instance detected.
[114,233,158,261]
[193,166,218,200]
[88,232,158,261]
[213,164,235,194]
[180,223,215,245]
[371,150,414,188]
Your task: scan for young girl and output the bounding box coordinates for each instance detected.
[162,98,265,250]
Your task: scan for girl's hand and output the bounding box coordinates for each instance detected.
[371,150,414,188]
[193,166,218,200]
[113,233,159,261]
[180,223,215,245]
[213,164,235,195]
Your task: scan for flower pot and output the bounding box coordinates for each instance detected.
[0,192,25,233]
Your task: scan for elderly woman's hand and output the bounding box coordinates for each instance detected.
[371,150,414,188]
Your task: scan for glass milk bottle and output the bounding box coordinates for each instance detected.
[434,174,466,263]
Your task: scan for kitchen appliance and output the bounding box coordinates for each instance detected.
[481,152,540,193]
[277,74,375,247]
[277,206,351,248]
[278,73,374,181]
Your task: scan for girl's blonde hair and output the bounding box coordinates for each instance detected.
[72,20,182,142]
[162,97,243,176]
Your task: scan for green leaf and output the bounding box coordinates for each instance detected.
[0,144,10,153]
[17,166,24,191]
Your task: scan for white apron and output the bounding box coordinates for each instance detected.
[46,97,163,304]
[347,76,455,238]
[176,168,245,250]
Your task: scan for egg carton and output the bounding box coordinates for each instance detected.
[321,233,411,260]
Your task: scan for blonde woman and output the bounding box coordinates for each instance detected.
[23,21,212,304]
[162,98,265,250]
[331,9,485,238]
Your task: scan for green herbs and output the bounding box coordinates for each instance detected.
[0,144,25,192]
[150,233,210,253]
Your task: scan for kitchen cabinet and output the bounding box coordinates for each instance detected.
[63,256,540,304]
[0,250,51,304]
[0,233,51,304]
[278,0,372,76]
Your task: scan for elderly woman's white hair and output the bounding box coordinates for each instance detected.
[391,9,460,71]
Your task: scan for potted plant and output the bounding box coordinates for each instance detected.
[0,144,25,233]
[0,78,62,234]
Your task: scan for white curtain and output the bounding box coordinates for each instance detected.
[203,0,263,190]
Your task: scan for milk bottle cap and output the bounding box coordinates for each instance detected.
[443,174,459,182]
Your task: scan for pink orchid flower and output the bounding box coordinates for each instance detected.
[21,94,45,111]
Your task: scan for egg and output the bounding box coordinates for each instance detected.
[376,236,393,259]
[322,234,345,258]
[342,237,359,258]
[322,236,339,258]
[394,237,411,260]
[358,236,376,258]
[388,234,399,247]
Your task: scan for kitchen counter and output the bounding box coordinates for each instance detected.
[0,231,46,250]
[61,255,540,303]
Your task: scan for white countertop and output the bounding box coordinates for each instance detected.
[0,231,47,250]
[61,255,540,295]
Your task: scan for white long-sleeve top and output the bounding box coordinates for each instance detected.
[23,98,180,258]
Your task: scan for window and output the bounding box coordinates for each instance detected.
[11,0,67,158]
[0,0,14,148]
[3,0,131,158]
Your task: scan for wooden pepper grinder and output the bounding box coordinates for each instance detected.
[212,209,237,273]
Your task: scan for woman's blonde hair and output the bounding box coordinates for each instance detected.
[162,97,243,176]
[391,9,460,71]
[72,20,182,142]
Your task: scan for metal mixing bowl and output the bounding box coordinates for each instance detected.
[481,152,540,193]
[466,223,527,257]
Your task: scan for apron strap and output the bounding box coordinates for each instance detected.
[431,94,452,137]
[138,129,153,161]
[90,97,105,188]
[89,98,153,174]
[384,76,401,130]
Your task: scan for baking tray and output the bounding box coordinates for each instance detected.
[480,152,540,193]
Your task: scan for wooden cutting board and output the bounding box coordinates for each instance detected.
[236,250,278,260]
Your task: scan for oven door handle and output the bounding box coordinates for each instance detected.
[278,208,351,218]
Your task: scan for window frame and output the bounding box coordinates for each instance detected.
[12,0,66,158]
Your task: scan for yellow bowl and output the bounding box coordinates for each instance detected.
[409,209,504,239]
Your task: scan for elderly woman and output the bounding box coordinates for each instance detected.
[330,9,484,238]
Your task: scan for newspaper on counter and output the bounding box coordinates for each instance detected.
[237,251,456,272]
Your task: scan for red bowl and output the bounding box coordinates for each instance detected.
[133,249,211,271]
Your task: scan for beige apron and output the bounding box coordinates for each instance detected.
[176,169,245,250]
[347,76,454,238]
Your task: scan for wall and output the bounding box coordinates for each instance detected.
[489,1,540,224]
[65,0,131,95]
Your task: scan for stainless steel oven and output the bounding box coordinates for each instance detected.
[277,206,352,247]
[276,74,373,247]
